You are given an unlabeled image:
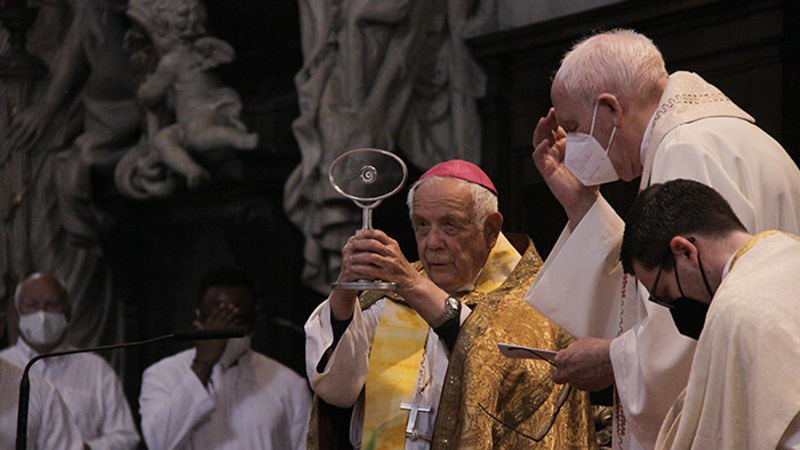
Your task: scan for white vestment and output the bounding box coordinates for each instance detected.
[139,348,312,450]
[0,357,84,450]
[525,71,800,449]
[656,232,800,449]
[0,340,140,449]
[305,295,472,449]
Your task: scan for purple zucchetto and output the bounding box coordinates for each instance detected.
[418,160,497,195]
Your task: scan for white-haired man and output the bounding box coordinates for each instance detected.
[1,273,140,449]
[524,29,800,449]
[305,160,595,449]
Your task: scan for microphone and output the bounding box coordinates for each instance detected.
[16,328,246,450]
[171,328,246,341]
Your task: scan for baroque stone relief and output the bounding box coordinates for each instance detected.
[286,0,495,293]
[117,0,258,198]
[0,0,257,364]
[0,0,135,361]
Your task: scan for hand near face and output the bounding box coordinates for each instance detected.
[531,107,599,228]
[552,337,615,392]
[193,302,239,366]
[532,107,568,178]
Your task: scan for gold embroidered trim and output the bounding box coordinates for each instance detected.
[653,92,732,122]
[729,230,794,270]
[431,237,595,449]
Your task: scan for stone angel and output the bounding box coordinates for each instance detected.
[129,0,258,189]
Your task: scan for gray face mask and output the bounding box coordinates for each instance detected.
[564,101,620,186]
[18,311,68,347]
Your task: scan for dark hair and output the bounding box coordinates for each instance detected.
[196,266,256,306]
[620,179,746,274]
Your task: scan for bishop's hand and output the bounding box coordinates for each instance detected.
[332,229,448,325]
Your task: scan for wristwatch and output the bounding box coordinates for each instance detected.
[430,296,460,329]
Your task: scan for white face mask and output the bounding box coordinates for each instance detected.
[18,311,68,347]
[564,101,620,186]
[219,335,251,367]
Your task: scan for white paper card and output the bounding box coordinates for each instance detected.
[497,343,557,362]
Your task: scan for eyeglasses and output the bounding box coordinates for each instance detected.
[478,356,573,442]
[647,264,675,309]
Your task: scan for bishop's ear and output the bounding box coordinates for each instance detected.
[483,211,503,247]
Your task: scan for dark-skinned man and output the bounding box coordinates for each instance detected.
[139,267,312,449]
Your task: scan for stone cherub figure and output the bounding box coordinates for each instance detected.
[127,0,258,189]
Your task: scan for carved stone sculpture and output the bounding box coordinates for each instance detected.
[118,0,257,196]
[287,0,494,293]
[0,0,136,362]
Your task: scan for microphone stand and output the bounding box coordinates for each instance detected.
[16,328,244,450]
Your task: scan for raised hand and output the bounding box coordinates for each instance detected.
[531,107,599,229]
[191,302,240,383]
[331,229,446,324]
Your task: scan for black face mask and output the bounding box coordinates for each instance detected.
[669,250,714,340]
[668,297,709,340]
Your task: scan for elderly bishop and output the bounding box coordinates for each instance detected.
[305,160,595,449]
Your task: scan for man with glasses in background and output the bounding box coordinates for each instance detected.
[620,179,800,449]
[0,272,139,449]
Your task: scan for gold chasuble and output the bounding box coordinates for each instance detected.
[362,233,524,449]
[430,235,594,449]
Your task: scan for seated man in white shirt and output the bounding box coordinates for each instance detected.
[0,311,85,449]
[0,273,140,449]
[139,267,313,450]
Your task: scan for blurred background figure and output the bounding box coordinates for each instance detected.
[139,267,311,450]
[0,272,140,448]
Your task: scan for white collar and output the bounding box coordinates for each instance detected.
[721,251,737,279]
[16,338,70,369]
[452,269,483,294]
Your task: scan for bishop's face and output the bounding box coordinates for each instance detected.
[411,179,495,292]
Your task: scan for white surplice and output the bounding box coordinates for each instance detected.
[0,340,140,449]
[305,297,471,449]
[139,348,312,450]
[0,357,85,450]
[525,71,800,449]
[656,232,800,450]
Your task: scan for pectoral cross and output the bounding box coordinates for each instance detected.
[400,402,432,437]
